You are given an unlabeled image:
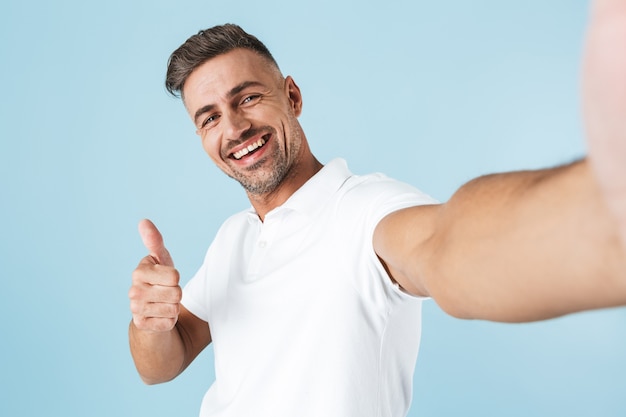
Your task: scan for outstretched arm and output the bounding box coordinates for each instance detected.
[375,160,626,322]
[374,0,626,323]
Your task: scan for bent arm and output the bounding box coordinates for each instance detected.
[128,219,213,384]
[375,160,626,322]
[129,305,211,384]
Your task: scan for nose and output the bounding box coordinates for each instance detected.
[223,109,251,141]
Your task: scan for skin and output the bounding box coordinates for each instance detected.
[374,162,626,322]
[185,49,323,219]
[129,49,323,384]
[375,0,626,322]
[584,0,626,248]
[129,1,626,384]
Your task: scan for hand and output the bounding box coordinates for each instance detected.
[583,0,626,246]
[129,219,182,332]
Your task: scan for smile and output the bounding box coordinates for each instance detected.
[232,137,267,160]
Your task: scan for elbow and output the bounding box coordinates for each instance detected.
[430,285,477,320]
[422,261,483,321]
[140,376,160,386]
[426,267,519,322]
[139,372,176,386]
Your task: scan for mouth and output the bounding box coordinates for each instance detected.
[231,134,269,160]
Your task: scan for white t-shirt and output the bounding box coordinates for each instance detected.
[182,159,437,417]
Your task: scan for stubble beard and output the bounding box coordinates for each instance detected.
[227,123,302,196]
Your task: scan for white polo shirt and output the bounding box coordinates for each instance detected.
[182,158,437,417]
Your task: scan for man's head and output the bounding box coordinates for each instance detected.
[165,24,279,99]
[166,24,318,203]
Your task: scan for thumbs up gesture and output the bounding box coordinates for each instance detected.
[129,219,182,332]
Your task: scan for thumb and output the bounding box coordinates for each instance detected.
[138,219,174,267]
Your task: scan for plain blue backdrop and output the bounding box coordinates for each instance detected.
[1,0,625,416]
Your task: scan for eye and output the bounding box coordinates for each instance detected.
[201,113,219,128]
[242,94,260,105]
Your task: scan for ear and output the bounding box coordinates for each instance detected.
[285,76,303,117]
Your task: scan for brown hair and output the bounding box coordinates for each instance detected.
[165,24,279,98]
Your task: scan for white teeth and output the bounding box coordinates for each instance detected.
[233,138,266,160]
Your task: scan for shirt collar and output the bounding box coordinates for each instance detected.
[246,158,352,222]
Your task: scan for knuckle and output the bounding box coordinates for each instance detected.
[174,286,183,302]
[132,257,158,283]
[164,317,177,331]
[165,303,179,318]
[128,285,141,300]
[153,318,176,332]
[129,300,143,315]
[162,267,180,286]
[132,315,147,330]
[136,316,178,333]
[163,286,183,303]
[131,268,145,285]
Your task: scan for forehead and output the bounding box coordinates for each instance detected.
[183,49,280,109]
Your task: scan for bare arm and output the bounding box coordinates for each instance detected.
[128,219,211,384]
[129,306,210,384]
[374,0,626,323]
[375,160,626,322]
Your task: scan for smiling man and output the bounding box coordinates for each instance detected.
[183,48,321,217]
[129,2,626,416]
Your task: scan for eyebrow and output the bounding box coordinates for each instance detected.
[193,81,266,126]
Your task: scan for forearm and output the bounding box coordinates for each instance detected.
[129,320,186,384]
[423,160,626,322]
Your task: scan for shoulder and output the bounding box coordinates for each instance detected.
[338,171,438,213]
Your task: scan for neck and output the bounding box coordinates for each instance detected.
[248,155,323,222]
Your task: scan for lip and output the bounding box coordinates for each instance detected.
[228,133,272,165]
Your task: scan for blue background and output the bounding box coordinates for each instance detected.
[1,0,625,416]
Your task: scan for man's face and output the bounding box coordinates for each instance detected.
[183,48,304,196]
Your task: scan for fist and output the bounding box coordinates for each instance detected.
[129,219,182,332]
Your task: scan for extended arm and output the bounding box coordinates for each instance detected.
[375,160,626,322]
[374,0,626,323]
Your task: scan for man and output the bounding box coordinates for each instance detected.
[129,1,626,416]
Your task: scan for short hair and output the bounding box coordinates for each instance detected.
[165,23,279,98]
